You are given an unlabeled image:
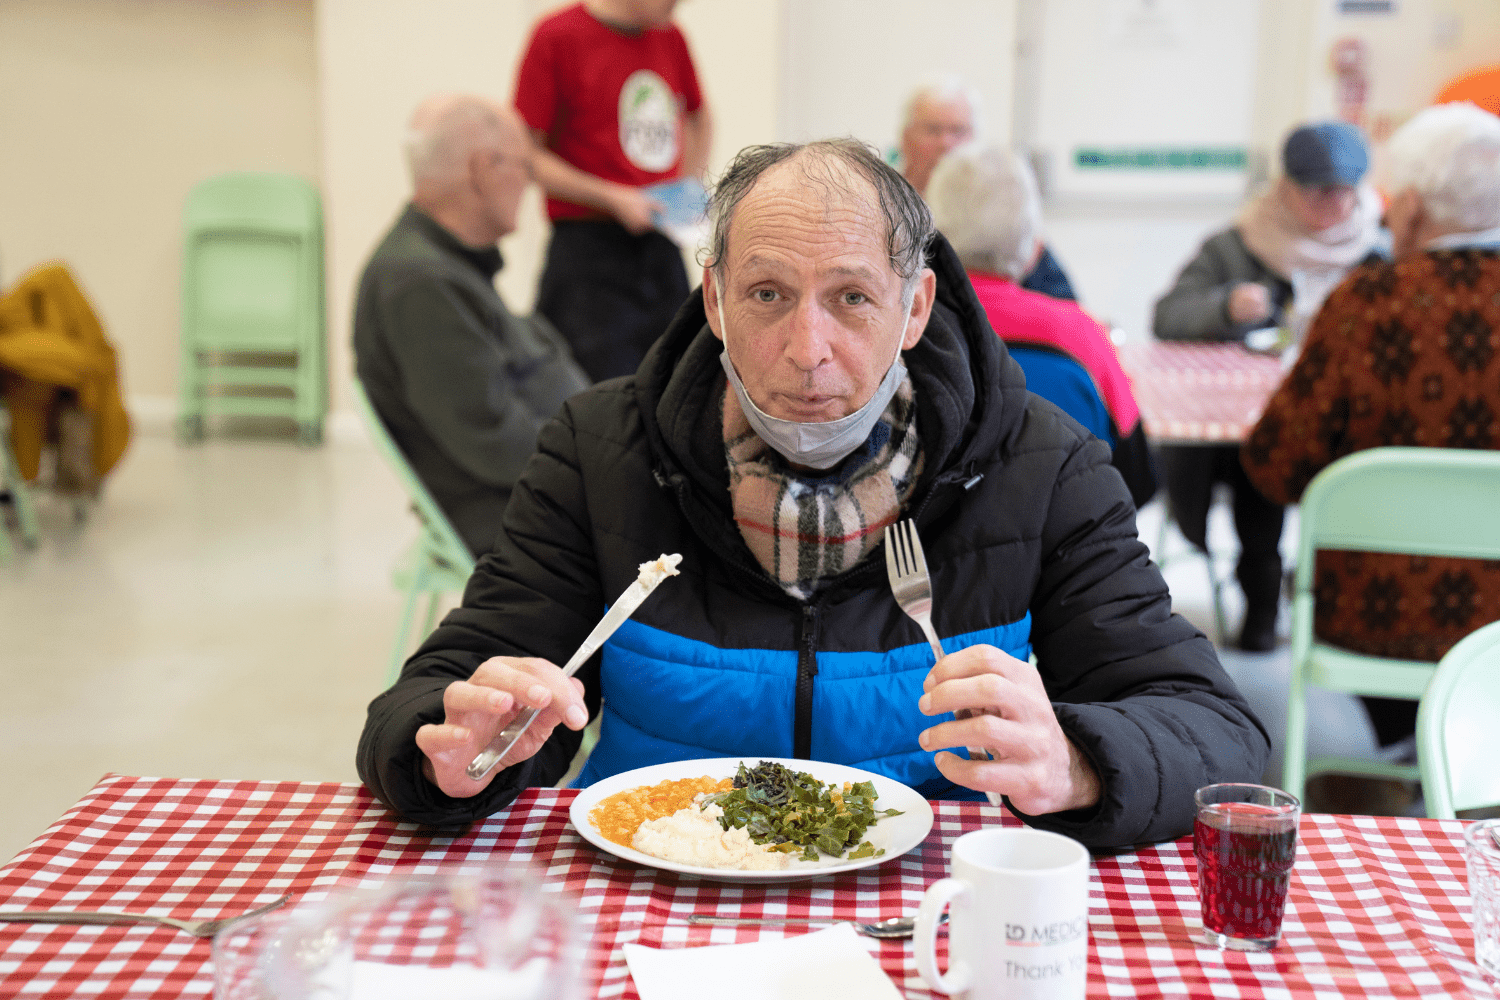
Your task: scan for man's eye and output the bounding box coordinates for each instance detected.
[842,292,867,306]
[754,289,778,303]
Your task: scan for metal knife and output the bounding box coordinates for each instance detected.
[465,561,678,782]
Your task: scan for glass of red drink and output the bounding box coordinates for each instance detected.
[1194,783,1300,951]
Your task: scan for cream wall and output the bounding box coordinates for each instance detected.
[315,0,541,422]
[777,0,1017,152]
[0,0,320,405]
[316,0,783,415]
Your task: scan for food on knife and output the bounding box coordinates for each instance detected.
[637,553,682,589]
[587,761,904,870]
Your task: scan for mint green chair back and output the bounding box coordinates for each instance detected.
[1283,447,1500,801]
[1417,620,1500,818]
[352,381,476,684]
[178,173,327,444]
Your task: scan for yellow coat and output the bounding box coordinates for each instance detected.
[0,263,130,482]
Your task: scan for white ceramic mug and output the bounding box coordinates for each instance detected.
[914,827,1091,1000]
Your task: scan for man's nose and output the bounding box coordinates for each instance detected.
[783,300,834,371]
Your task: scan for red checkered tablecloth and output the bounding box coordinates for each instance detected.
[0,775,1495,998]
[1119,340,1286,444]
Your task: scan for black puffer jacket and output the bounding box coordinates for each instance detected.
[357,236,1269,848]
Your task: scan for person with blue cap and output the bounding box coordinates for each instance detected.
[1152,120,1387,652]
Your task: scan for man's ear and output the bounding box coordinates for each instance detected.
[466,148,490,193]
[702,267,723,341]
[902,268,938,349]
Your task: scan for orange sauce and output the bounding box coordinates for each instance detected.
[589,776,733,848]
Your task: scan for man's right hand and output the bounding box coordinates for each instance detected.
[1227,282,1273,326]
[606,185,665,235]
[415,656,590,798]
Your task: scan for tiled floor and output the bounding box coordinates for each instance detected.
[0,426,447,863]
[0,427,1389,865]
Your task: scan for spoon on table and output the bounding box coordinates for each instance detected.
[687,911,946,940]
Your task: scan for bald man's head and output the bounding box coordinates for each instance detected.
[404,93,533,245]
[404,94,523,190]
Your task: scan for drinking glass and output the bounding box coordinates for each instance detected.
[213,863,581,999]
[1467,818,1500,979]
[1193,783,1301,951]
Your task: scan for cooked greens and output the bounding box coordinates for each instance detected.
[701,761,904,862]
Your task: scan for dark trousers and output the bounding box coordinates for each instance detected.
[536,220,690,383]
[1160,443,1285,618]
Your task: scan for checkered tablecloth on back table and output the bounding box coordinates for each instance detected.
[1119,340,1286,444]
[0,775,1495,998]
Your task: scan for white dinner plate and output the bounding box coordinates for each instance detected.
[568,757,935,882]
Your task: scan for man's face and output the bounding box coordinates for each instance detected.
[475,129,533,239]
[901,95,973,196]
[1284,180,1359,232]
[704,160,933,424]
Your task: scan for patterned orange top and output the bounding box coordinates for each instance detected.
[1242,249,1500,661]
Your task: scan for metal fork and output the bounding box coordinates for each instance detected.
[0,893,291,938]
[885,520,1003,808]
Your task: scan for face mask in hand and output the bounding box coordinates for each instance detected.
[717,289,909,471]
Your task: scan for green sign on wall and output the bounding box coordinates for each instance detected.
[1074,147,1248,170]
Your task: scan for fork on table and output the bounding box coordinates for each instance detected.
[0,894,291,938]
[884,519,1004,809]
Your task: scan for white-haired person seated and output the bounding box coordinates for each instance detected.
[353,94,590,558]
[1243,102,1500,754]
[897,77,1077,302]
[926,145,1155,507]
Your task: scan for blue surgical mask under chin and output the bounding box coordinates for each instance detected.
[717,295,909,471]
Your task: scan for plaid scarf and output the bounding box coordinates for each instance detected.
[725,377,923,599]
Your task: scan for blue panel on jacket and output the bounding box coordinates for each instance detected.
[576,614,1032,796]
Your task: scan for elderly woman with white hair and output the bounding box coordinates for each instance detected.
[1243,102,1500,751]
[926,145,1155,506]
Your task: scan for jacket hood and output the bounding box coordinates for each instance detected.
[634,233,1029,591]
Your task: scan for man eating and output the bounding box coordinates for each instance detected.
[357,139,1268,849]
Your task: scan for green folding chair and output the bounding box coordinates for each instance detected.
[1282,447,1500,802]
[1417,619,1500,819]
[352,381,475,684]
[178,172,326,445]
[0,401,41,563]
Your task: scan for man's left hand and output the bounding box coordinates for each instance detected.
[918,644,1102,816]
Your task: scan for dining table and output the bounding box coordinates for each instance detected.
[1118,339,1287,445]
[0,773,1495,999]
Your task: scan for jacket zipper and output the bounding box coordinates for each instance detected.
[794,603,819,759]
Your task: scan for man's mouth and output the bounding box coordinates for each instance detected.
[773,394,844,420]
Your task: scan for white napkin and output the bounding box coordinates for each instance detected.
[624,924,902,1000]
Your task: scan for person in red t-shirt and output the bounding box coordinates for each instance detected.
[514,0,712,382]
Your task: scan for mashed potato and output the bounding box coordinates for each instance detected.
[631,799,788,871]
[637,553,682,588]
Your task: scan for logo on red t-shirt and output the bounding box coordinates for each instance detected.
[618,69,679,172]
